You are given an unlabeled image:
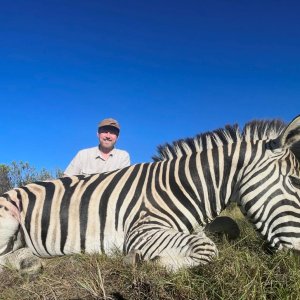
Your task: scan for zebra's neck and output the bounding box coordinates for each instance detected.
[161,141,268,229]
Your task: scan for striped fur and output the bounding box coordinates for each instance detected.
[1,115,300,271]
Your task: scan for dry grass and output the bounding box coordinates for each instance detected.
[1,207,300,300]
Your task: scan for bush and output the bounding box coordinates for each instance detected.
[0,161,63,194]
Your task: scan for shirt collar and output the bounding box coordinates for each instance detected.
[95,146,116,159]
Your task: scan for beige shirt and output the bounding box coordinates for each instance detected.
[64,146,130,176]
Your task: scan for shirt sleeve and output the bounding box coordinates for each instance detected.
[64,151,82,176]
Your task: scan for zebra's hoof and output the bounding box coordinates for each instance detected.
[19,255,43,276]
[205,216,240,240]
[4,248,43,276]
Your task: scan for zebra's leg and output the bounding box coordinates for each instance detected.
[124,225,218,271]
[0,247,43,275]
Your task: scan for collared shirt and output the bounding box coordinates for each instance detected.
[64,146,130,176]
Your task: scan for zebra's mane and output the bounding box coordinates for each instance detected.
[153,119,286,161]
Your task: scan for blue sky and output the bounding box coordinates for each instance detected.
[1,1,299,172]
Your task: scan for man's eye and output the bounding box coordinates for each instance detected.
[290,176,300,189]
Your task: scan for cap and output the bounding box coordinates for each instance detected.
[98,118,120,131]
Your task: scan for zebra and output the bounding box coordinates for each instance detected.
[0,115,300,273]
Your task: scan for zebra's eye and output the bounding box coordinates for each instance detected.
[290,176,300,189]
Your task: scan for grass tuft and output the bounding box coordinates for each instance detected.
[1,207,300,299]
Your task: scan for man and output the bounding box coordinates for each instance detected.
[64,118,130,176]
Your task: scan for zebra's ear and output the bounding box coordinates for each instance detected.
[271,115,300,162]
[267,115,300,153]
[278,115,300,149]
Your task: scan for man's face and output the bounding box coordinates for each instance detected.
[97,126,119,150]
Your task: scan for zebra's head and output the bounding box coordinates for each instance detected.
[239,115,300,252]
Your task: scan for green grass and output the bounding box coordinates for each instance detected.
[1,207,300,300]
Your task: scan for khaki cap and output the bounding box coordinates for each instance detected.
[98,118,120,130]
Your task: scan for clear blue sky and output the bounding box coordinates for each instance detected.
[1,1,299,172]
